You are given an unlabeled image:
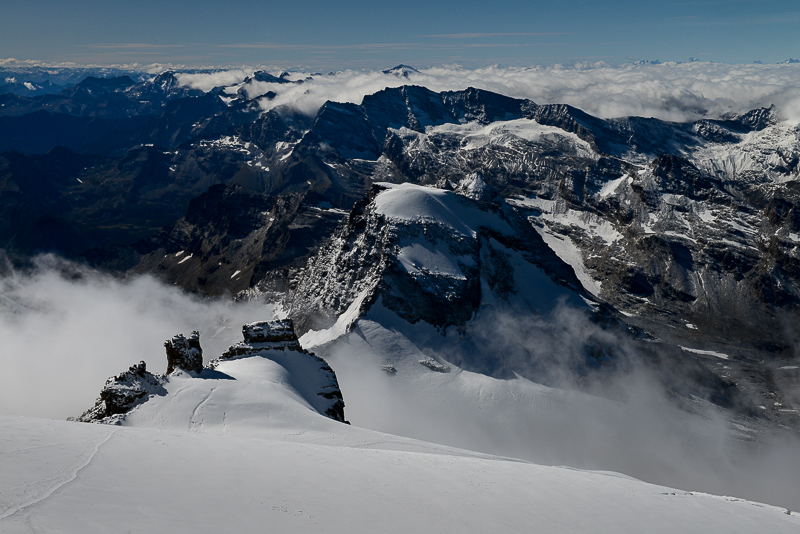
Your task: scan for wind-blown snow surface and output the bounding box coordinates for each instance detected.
[2,351,799,534]
[2,417,797,534]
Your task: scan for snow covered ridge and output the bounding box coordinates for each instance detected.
[288,179,588,341]
[212,320,347,423]
[75,320,346,424]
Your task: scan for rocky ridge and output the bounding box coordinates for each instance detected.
[287,178,588,335]
[75,320,346,424]
[73,360,166,424]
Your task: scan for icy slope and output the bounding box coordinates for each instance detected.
[2,416,799,533]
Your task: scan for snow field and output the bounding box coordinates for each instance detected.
[2,415,798,534]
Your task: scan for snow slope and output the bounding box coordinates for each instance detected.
[2,415,799,533]
[373,182,516,237]
[2,319,799,531]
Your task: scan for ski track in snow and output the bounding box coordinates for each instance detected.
[189,386,217,430]
[0,430,117,521]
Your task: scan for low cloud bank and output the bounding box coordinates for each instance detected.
[174,69,253,92]
[322,301,800,510]
[176,62,800,123]
[0,255,275,420]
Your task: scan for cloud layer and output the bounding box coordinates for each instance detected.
[0,256,275,420]
[323,301,800,510]
[176,62,800,122]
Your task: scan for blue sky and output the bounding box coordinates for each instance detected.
[2,0,798,68]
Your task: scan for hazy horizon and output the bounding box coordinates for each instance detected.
[2,0,798,69]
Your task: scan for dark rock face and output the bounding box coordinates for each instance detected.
[0,144,228,266]
[131,184,346,296]
[0,72,260,154]
[220,320,304,358]
[243,320,297,343]
[165,331,203,374]
[75,361,166,424]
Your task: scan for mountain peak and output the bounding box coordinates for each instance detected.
[382,64,420,78]
[454,172,499,202]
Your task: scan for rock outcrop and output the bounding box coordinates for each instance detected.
[74,361,166,424]
[75,321,347,424]
[76,330,207,423]
[218,319,305,359]
[165,331,203,374]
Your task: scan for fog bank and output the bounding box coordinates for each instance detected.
[0,255,275,420]
[176,62,800,123]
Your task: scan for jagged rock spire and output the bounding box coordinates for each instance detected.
[74,361,165,424]
[165,331,203,374]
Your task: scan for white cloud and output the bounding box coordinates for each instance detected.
[6,59,799,122]
[174,62,800,123]
[173,70,254,92]
[0,256,275,420]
